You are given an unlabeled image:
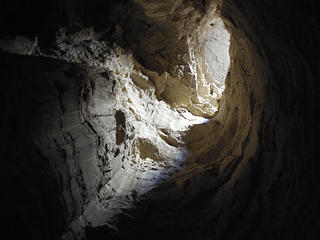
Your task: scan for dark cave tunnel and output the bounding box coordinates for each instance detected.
[0,0,319,240]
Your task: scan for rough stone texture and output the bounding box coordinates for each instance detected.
[0,0,319,240]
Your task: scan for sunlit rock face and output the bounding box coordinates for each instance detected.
[0,0,319,240]
[49,36,212,236]
[1,1,231,238]
[127,0,230,116]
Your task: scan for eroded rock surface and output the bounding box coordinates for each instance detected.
[0,0,319,240]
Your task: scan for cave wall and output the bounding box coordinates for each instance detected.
[0,54,81,240]
[88,0,319,239]
[0,0,319,240]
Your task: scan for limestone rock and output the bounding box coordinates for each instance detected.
[0,0,318,240]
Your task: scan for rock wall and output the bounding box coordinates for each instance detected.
[0,0,319,240]
[102,1,318,240]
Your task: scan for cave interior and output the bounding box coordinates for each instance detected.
[0,0,319,240]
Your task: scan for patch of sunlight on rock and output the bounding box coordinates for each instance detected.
[51,26,227,231]
[194,16,230,113]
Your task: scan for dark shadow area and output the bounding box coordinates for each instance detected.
[0,53,76,240]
